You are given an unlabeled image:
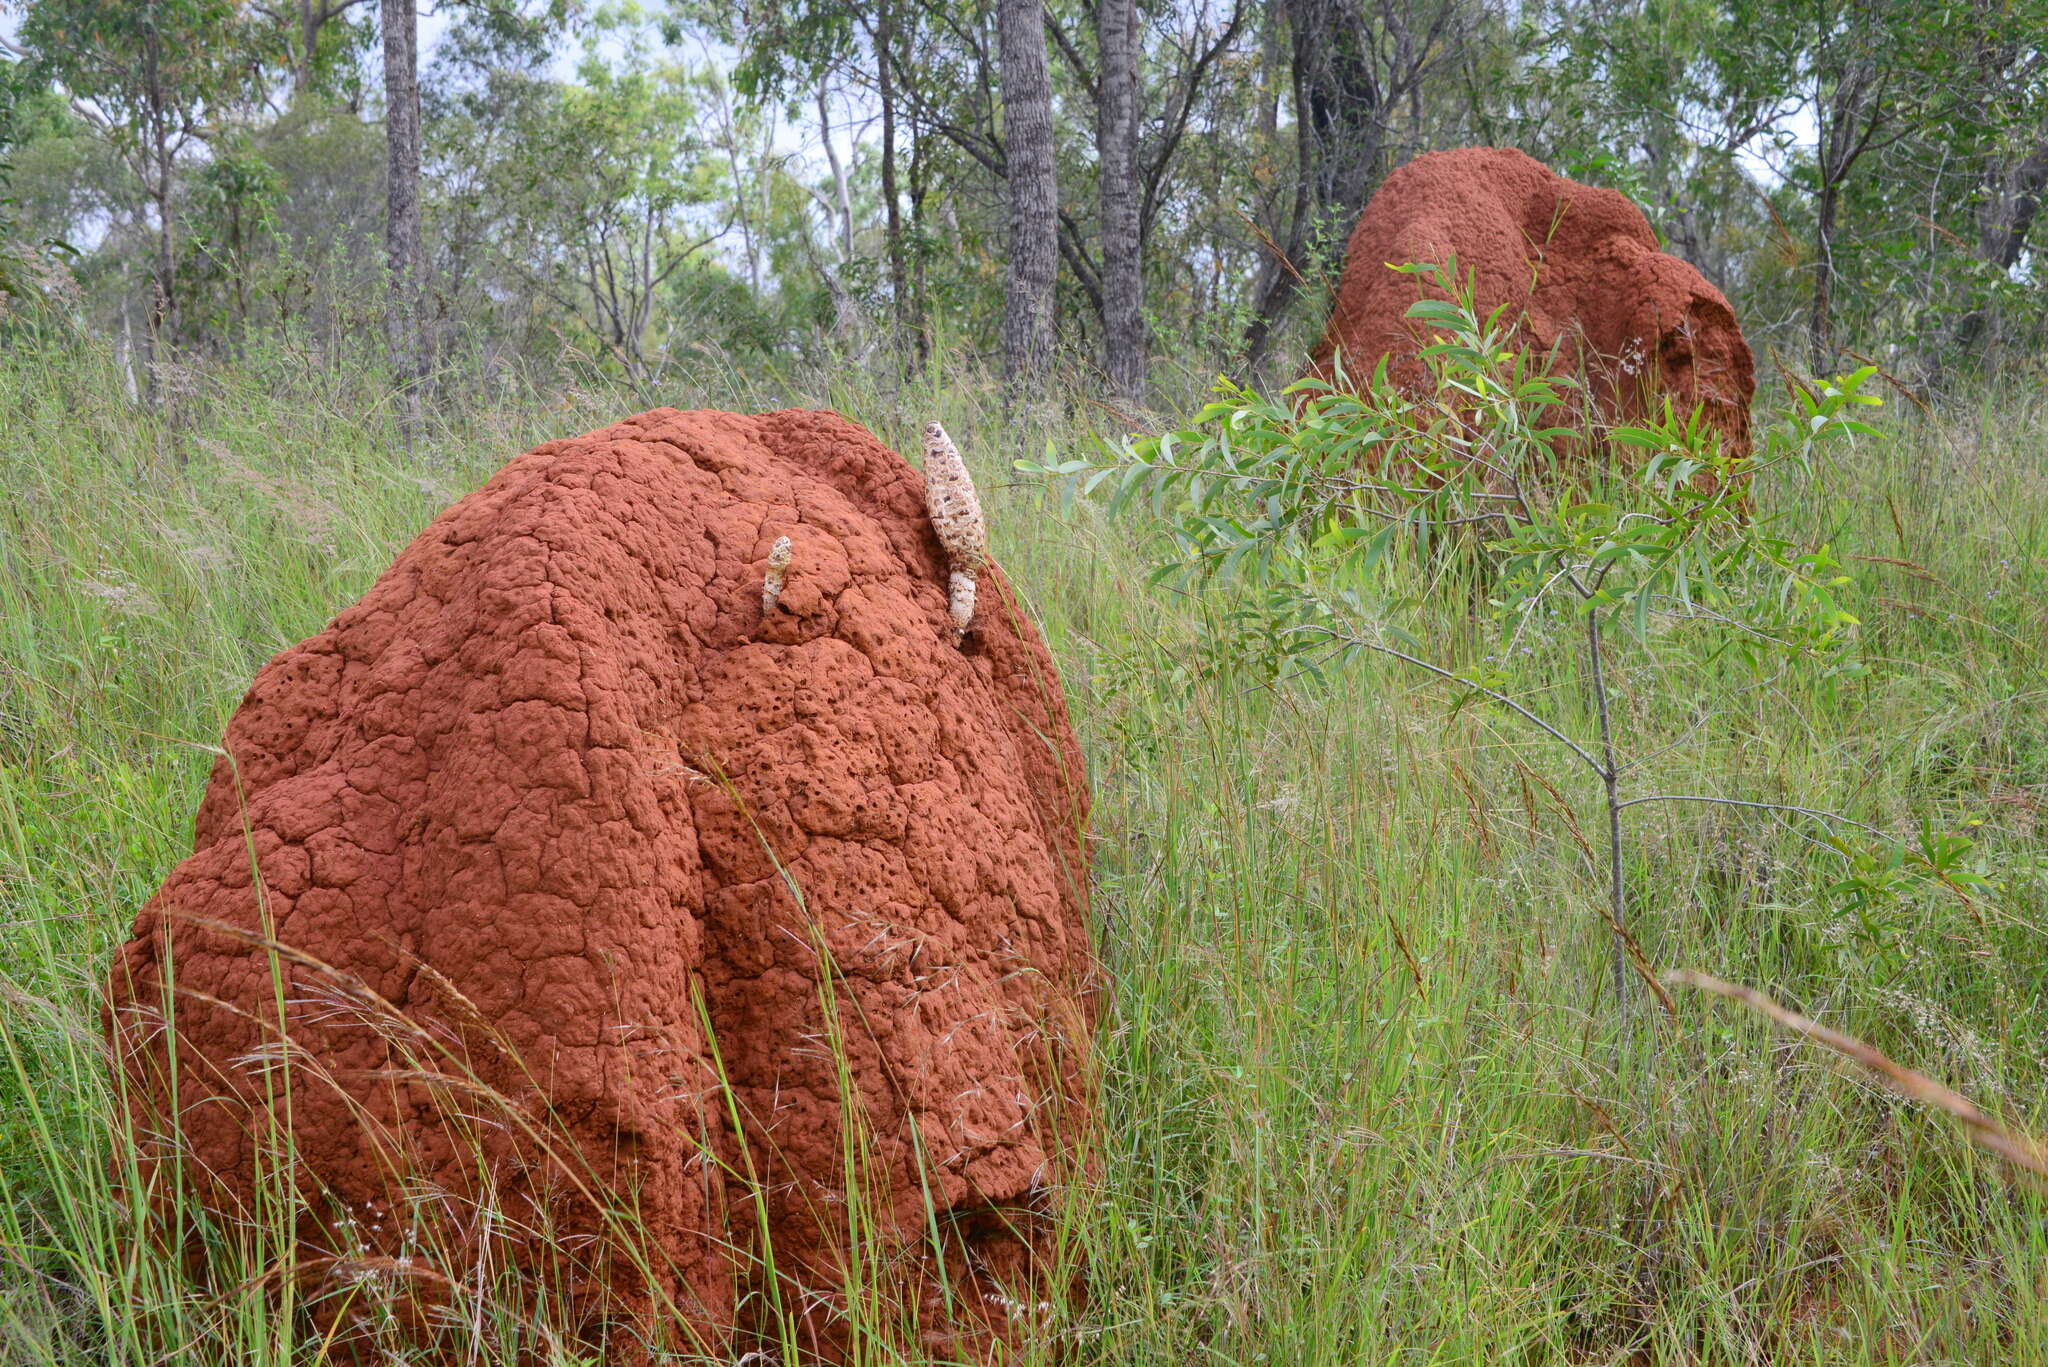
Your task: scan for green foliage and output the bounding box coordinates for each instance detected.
[729,0,862,102]
[182,137,284,325]
[427,10,806,374]
[1039,261,1993,1004]
[0,52,80,313]
[19,0,255,158]
[0,55,33,303]
[3,0,2047,380]
[1049,262,1876,671]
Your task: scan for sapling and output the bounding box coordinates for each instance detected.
[1032,260,1981,1012]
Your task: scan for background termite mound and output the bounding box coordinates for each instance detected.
[105,407,1096,1363]
[1312,146,1756,462]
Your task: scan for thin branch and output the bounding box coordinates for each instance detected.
[1057,207,1103,291]
[1584,609,1629,1009]
[1058,222,1105,317]
[1139,2,1247,238]
[1044,10,1096,103]
[1303,626,1605,777]
[1615,793,1887,839]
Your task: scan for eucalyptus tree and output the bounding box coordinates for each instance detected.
[870,0,910,342]
[14,0,256,344]
[252,0,374,100]
[731,0,928,353]
[453,33,731,379]
[997,0,1059,392]
[0,55,38,307]
[1930,0,2048,368]
[1241,0,1478,370]
[383,0,423,417]
[1702,0,2033,375]
[1097,0,1142,398]
[1797,0,1898,371]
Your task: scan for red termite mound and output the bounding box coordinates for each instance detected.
[1312,146,1756,459]
[107,408,1095,1363]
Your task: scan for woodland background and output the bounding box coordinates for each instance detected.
[3,0,2046,402]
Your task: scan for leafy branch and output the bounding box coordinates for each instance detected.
[1030,259,1980,1012]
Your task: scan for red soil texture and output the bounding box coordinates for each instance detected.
[1312,146,1756,460]
[106,408,1096,1362]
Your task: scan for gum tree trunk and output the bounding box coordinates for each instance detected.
[874,2,913,353]
[382,0,423,423]
[998,0,1059,393]
[1099,0,1145,399]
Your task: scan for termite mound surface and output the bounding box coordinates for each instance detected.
[107,406,1097,1364]
[1314,146,1756,465]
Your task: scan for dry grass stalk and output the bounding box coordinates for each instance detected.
[1666,968,2048,1182]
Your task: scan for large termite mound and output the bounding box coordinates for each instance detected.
[1313,146,1755,460]
[107,408,1095,1363]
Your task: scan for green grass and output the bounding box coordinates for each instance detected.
[4,321,2048,1364]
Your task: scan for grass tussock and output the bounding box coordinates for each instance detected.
[4,322,2048,1363]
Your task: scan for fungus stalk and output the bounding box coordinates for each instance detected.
[761,535,794,616]
[922,421,987,643]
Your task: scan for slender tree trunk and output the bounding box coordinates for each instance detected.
[143,30,178,346]
[875,3,912,355]
[298,0,322,95]
[816,83,856,260]
[908,125,930,368]
[997,0,1059,394]
[815,82,862,340]
[1584,610,1629,1016]
[382,0,424,425]
[711,84,761,292]
[1979,142,2048,276]
[230,201,248,329]
[1242,67,1316,370]
[118,299,141,404]
[1810,178,1838,373]
[1243,0,1390,370]
[1098,0,1145,400]
[1257,1,1282,148]
[1809,45,1883,376]
[151,166,177,341]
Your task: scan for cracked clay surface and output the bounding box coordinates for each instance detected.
[107,407,1096,1362]
[1313,147,1756,460]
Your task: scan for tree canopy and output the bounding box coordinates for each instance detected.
[2,0,2043,393]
